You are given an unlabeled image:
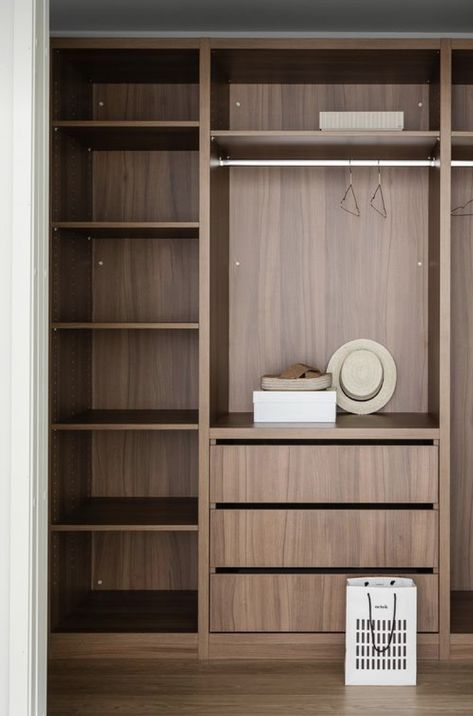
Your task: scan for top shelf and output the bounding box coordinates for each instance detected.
[211,131,440,161]
[52,121,199,151]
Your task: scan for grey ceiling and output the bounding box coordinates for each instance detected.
[50,0,473,35]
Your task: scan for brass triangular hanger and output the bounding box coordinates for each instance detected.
[451,198,473,216]
[340,161,361,217]
[370,161,388,219]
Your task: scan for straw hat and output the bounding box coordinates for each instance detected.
[326,339,397,414]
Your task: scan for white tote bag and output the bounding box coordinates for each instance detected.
[345,577,417,686]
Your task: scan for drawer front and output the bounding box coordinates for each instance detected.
[210,573,438,633]
[210,509,438,568]
[210,445,438,503]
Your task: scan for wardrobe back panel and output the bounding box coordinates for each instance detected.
[91,431,198,497]
[451,169,473,590]
[92,84,199,121]
[92,330,199,410]
[92,239,199,322]
[92,532,198,590]
[228,84,431,131]
[228,167,429,413]
[92,151,199,221]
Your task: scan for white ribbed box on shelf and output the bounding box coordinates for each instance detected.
[253,390,337,423]
[319,111,404,131]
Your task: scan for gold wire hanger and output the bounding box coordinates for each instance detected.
[370,161,388,219]
[340,160,361,217]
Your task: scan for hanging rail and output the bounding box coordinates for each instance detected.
[218,159,473,168]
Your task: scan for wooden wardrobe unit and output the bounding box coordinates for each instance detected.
[47,37,473,662]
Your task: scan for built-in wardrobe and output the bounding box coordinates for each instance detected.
[47,37,473,662]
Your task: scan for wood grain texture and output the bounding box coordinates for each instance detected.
[52,234,93,321]
[438,39,451,658]
[92,239,198,322]
[211,48,439,85]
[53,590,198,633]
[228,84,431,131]
[228,167,429,413]
[50,532,91,632]
[49,632,198,659]
[92,151,199,222]
[208,633,439,661]
[210,444,438,504]
[51,431,92,523]
[92,330,198,410]
[92,431,198,497]
[52,409,199,430]
[451,167,473,591]
[93,84,199,121]
[210,573,438,632]
[198,38,212,658]
[210,411,439,439]
[52,497,198,530]
[92,532,198,590]
[210,509,438,568]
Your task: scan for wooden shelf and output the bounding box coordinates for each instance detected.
[210,412,440,440]
[451,592,473,633]
[211,130,439,160]
[452,131,473,160]
[51,322,199,330]
[53,121,199,150]
[52,409,199,430]
[53,590,198,633]
[52,222,199,239]
[51,497,198,531]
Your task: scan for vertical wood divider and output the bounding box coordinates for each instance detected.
[439,38,452,659]
[198,38,211,658]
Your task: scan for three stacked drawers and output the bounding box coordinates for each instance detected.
[210,444,439,633]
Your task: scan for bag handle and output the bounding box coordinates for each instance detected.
[367,592,397,655]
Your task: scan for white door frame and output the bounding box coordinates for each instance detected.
[8,0,49,713]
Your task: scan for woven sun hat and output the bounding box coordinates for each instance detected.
[326,339,397,415]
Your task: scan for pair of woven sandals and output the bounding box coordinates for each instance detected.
[261,363,332,391]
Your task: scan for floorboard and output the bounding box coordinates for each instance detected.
[48,659,473,715]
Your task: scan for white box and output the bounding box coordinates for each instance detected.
[319,111,404,131]
[253,390,336,423]
[345,577,417,686]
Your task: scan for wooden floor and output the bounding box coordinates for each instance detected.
[48,659,473,715]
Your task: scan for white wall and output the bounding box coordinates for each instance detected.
[0,0,15,708]
[1,0,48,714]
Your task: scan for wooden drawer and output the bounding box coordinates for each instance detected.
[210,509,438,568]
[210,444,438,503]
[210,573,438,632]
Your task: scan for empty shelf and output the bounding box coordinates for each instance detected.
[52,409,199,430]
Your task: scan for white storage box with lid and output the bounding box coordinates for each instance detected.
[253,390,336,422]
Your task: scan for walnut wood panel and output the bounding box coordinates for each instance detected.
[49,632,198,659]
[50,532,91,632]
[210,573,438,632]
[52,132,92,221]
[210,509,438,568]
[451,168,473,591]
[228,167,429,413]
[92,532,198,590]
[227,84,431,131]
[207,633,439,660]
[51,431,92,523]
[92,431,198,497]
[92,238,198,322]
[92,151,199,222]
[52,234,93,322]
[92,84,199,121]
[92,330,198,410]
[210,444,438,503]
[209,148,230,421]
[51,330,92,421]
[212,49,439,85]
